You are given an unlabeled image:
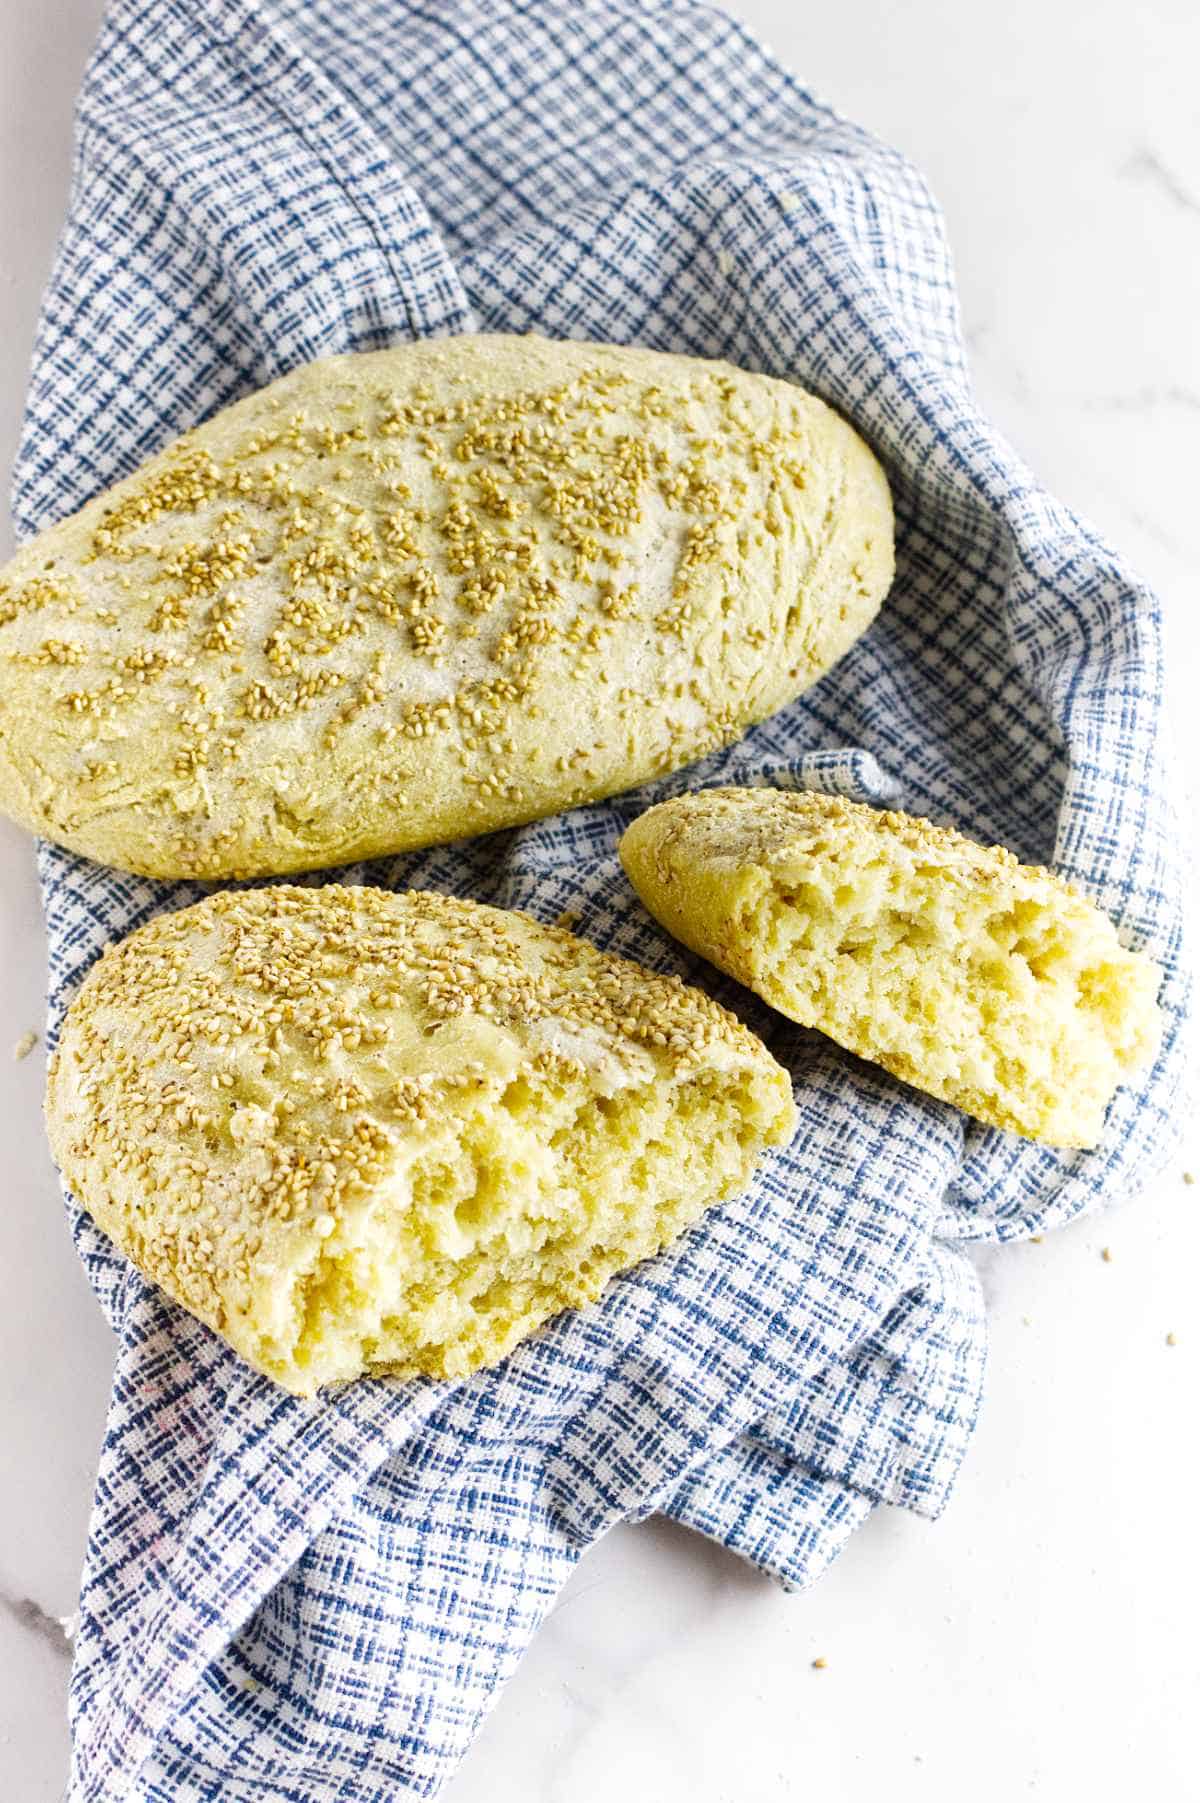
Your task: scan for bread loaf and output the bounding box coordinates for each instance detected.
[620,787,1161,1147]
[45,884,797,1394]
[0,334,891,877]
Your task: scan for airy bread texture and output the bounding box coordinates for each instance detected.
[0,334,892,878]
[620,788,1162,1148]
[45,885,796,1395]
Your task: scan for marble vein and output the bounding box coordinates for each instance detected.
[1081,386,1200,416]
[1121,146,1200,218]
[0,1586,73,1659]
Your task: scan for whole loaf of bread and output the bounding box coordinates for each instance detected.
[0,334,892,877]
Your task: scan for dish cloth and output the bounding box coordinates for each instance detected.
[12,1,1189,1797]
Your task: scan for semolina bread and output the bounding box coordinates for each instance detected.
[620,787,1162,1148]
[0,334,892,878]
[44,884,797,1395]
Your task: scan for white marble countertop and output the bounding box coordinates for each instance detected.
[1,3,1197,1798]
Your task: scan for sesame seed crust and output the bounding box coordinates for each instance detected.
[620,787,1163,1147]
[0,335,892,878]
[45,884,796,1393]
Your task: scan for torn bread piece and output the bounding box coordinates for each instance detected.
[620,787,1161,1148]
[46,884,796,1395]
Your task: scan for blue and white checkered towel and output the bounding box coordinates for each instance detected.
[13,2,1190,1797]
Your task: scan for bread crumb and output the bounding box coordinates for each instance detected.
[1101,1246,1113,1263]
[811,1656,827,1670]
[1184,1171,1195,1186]
[13,1029,37,1061]
[717,249,734,275]
[58,1611,79,1642]
[1031,1234,1044,1244]
[780,191,802,212]
[1166,1331,1178,1347]
[554,910,582,932]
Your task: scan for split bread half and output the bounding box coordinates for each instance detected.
[620,787,1162,1148]
[45,884,797,1395]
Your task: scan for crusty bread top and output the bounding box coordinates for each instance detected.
[623,785,1085,903]
[45,883,791,1377]
[0,334,891,878]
